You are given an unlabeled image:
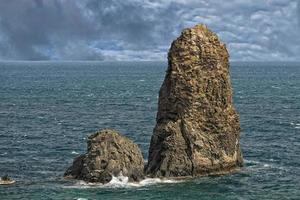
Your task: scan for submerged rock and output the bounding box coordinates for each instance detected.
[0,175,15,185]
[145,24,243,177]
[64,129,144,184]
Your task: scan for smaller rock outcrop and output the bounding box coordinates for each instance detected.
[0,175,15,185]
[64,129,144,184]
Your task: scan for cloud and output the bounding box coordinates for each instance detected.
[0,0,299,61]
[0,0,97,60]
[298,1,300,26]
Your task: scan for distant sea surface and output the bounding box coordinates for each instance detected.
[0,61,299,200]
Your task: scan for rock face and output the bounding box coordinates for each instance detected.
[64,129,144,183]
[145,24,243,177]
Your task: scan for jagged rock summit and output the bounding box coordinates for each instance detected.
[145,24,243,177]
[64,129,144,184]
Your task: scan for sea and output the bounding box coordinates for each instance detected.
[0,61,299,200]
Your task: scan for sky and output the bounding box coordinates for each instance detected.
[0,0,299,61]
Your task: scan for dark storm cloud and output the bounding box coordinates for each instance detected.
[0,0,99,60]
[0,0,299,61]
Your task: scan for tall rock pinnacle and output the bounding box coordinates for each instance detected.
[145,24,243,177]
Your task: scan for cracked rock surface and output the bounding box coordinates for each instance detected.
[145,24,243,177]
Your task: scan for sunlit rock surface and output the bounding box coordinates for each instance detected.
[145,24,243,177]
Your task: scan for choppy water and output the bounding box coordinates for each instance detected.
[0,61,299,200]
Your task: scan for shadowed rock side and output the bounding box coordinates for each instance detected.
[145,24,243,177]
[64,129,144,184]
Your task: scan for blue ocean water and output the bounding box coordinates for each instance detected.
[0,61,299,200]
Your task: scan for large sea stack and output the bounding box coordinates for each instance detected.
[145,24,243,177]
[64,129,144,183]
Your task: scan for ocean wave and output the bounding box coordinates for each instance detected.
[244,159,261,165]
[71,151,79,155]
[243,159,287,172]
[64,173,181,189]
[64,160,288,189]
[271,86,281,89]
[290,122,300,129]
[87,93,95,97]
